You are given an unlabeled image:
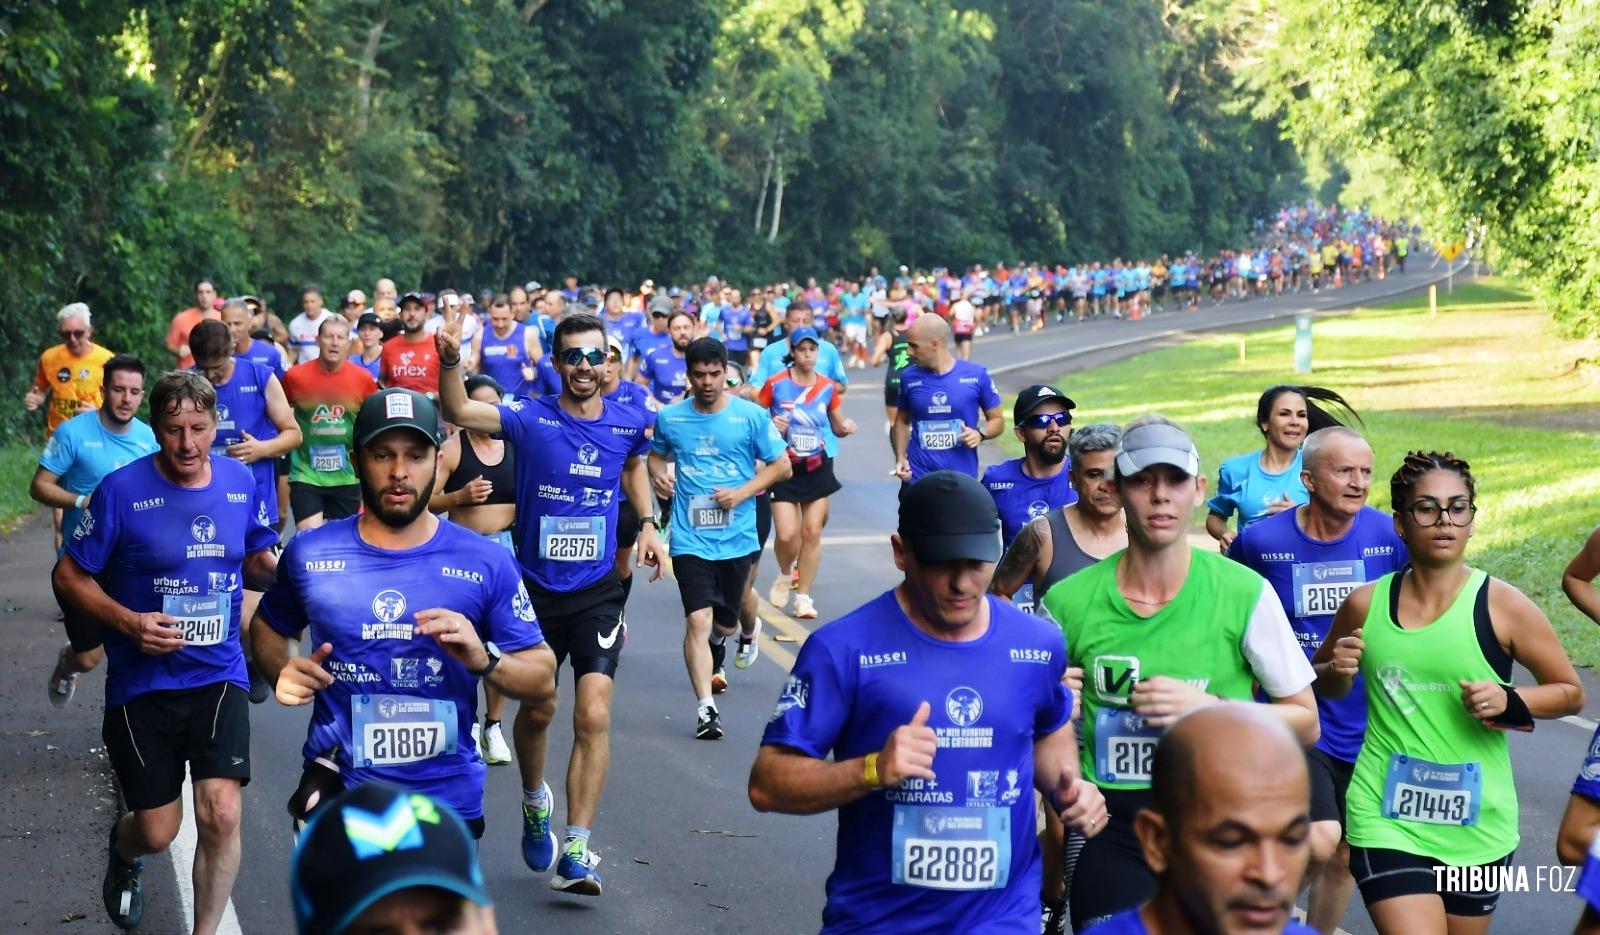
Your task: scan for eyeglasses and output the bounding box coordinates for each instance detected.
[559,347,607,367]
[59,329,87,339]
[1022,412,1073,429]
[1405,498,1477,527]
[726,372,744,389]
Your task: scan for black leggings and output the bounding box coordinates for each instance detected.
[1069,789,1156,932]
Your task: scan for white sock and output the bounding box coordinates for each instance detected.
[698,696,715,712]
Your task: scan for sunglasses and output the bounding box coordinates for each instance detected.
[60,329,87,339]
[559,346,608,367]
[1022,411,1073,429]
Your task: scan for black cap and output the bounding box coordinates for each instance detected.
[898,471,1001,564]
[354,389,442,448]
[355,312,382,330]
[399,291,426,307]
[291,783,490,935]
[1013,383,1076,425]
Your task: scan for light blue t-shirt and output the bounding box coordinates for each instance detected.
[752,337,849,389]
[39,410,159,548]
[651,396,787,560]
[1207,449,1308,532]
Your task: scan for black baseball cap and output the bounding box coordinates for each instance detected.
[290,783,490,935]
[898,471,1001,564]
[1013,383,1076,425]
[354,389,442,448]
[399,291,426,307]
[355,312,383,330]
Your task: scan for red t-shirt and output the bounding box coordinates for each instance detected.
[379,335,441,395]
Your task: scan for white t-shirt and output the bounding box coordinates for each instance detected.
[288,310,336,364]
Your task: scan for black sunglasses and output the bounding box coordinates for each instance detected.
[559,347,607,367]
[1022,412,1072,429]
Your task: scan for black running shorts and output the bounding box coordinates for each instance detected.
[103,682,251,811]
[674,553,753,630]
[525,572,627,679]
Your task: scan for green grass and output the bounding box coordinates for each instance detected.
[0,442,41,533]
[1006,276,1600,665]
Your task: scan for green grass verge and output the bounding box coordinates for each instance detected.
[0,442,41,533]
[1004,277,1600,666]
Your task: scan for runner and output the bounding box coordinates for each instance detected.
[52,370,279,932]
[290,783,495,935]
[1086,706,1321,935]
[34,355,158,706]
[166,279,219,369]
[981,384,1079,548]
[288,284,336,365]
[352,312,387,381]
[1312,451,1584,935]
[189,319,300,531]
[1561,528,1600,865]
[750,302,850,390]
[748,470,1107,932]
[1039,415,1319,931]
[26,302,116,548]
[380,292,443,397]
[625,297,674,381]
[1206,385,1357,550]
[280,316,379,530]
[472,293,542,398]
[600,287,647,355]
[438,309,664,894]
[870,304,912,441]
[891,315,1003,482]
[949,290,977,359]
[648,337,790,740]
[1226,426,1407,933]
[252,388,555,853]
[599,334,656,622]
[755,326,857,620]
[430,374,518,767]
[636,310,693,407]
[221,297,285,379]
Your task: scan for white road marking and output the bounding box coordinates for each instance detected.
[1563,715,1598,732]
[174,780,244,935]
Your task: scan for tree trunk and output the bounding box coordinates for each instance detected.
[356,10,389,135]
[520,0,550,24]
[767,148,785,243]
[754,145,774,233]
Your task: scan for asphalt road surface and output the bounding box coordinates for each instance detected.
[7,257,1594,934]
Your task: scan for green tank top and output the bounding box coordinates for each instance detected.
[1346,569,1517,864]
[885,331,911,389]
[1041,548,1267,790]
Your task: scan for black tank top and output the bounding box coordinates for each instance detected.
[885,330,912,389]
[443,432,516,505]
[1039,507,1101,596]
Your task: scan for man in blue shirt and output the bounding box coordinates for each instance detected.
[439,308,665,895]
[625,297,674,380]
[1226,426,1406,932]
[33,355,159,706]
[649,338,791,741]
[222,297,285,379]
[750,303,850,389]
[53,370,279,932]
[254,388,555,856]
[892,315,1003,481]
[749,471,1106,934]
[637,310,694,407]
[982,383,1079,548]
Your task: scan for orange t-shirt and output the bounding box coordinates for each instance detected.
[167,307,208,369]
[33,343,115,436]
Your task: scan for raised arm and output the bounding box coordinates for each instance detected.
[436,304,503,435]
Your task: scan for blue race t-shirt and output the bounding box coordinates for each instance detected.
[1084,908,1317,935]
[1207,449,1308,532]
[495,395,652,592]
[638,346,688,407]
[981,458,1078,548]
[532,354,562,396]
[203,358,283,523]
[241,340,285,380]
[752,337,850,389]
[1572,723,1600,802]
[762,592,1071,934]
[257,517,543,820]
[353,353,384,382]
[628,327,672,364]
[721,305,752,351]
[601,310,648,352]
[478,323,533,397]
[65,454,279,707]
[1228,506,1407,762]
[757,371,845,459]
[651,396,787,560]
[39,410,158,547]
[897,360,1002,480]
[604,379,656,413]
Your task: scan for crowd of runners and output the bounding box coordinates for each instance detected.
[21,197,1600,935]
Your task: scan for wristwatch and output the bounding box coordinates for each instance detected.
[469,641,502,678]
[639,514,661,530]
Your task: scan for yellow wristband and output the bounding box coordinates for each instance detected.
[863,752,881,789]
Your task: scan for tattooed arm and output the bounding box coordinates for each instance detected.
[991,515,1051,600]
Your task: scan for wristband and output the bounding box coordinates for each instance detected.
[74,494,86,510]
[638,514,660,530]
[863,752,882,788]
[441,358,460,370]
[1486,685,1535,732]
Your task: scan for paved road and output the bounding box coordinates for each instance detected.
[6,257,1593,933]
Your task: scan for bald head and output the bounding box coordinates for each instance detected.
[1151,706,1305,821]
[907,313,950,344]
[906,313,951,369]
[1301,425,1368,472]
[1301,425,1374,521]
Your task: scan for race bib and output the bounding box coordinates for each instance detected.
[538,515,605,562]
[1094,707,1161,785]
[1013,582,1036,616]
[309,445,347,473]
[163,593,230,646]
[752,336,769,349]
[351,694,458,767]
[1382,754,1480,826]
[1291,560,1365,618]
[917,420,962,451]
[891,805,1011,891]
[687,495,730,530]
[788,427,823,456]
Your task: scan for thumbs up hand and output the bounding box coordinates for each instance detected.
[278,642,335,706]
[877,701,939,787]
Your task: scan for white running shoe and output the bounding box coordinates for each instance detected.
[793,593,818,619]
[768,568,794,610]
[735,621,762,670]
[483,721,512,765]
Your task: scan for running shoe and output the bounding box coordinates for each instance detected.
[710,640,728,694]
[696,707,724,740]
[767,567,794,609]
[483,721,512,765]
[521,782,558,873]
[734,624,762,670]
[792,593,817,619]
[103,822,143,930]
[48,642,77,708]
[551,846,604,896]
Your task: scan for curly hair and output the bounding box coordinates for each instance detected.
[1390,450,1476,509]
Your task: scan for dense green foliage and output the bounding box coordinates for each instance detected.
[1256,0,1600,336]
[1,0,1305,440]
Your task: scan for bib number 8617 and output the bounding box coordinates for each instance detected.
[363,723,444,765]
[902,839,998,890]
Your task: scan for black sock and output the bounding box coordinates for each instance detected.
[620,573,634,603]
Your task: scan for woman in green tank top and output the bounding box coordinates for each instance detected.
[1312,451,1583,934]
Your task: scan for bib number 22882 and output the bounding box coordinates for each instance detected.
[891,805,1010,891]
